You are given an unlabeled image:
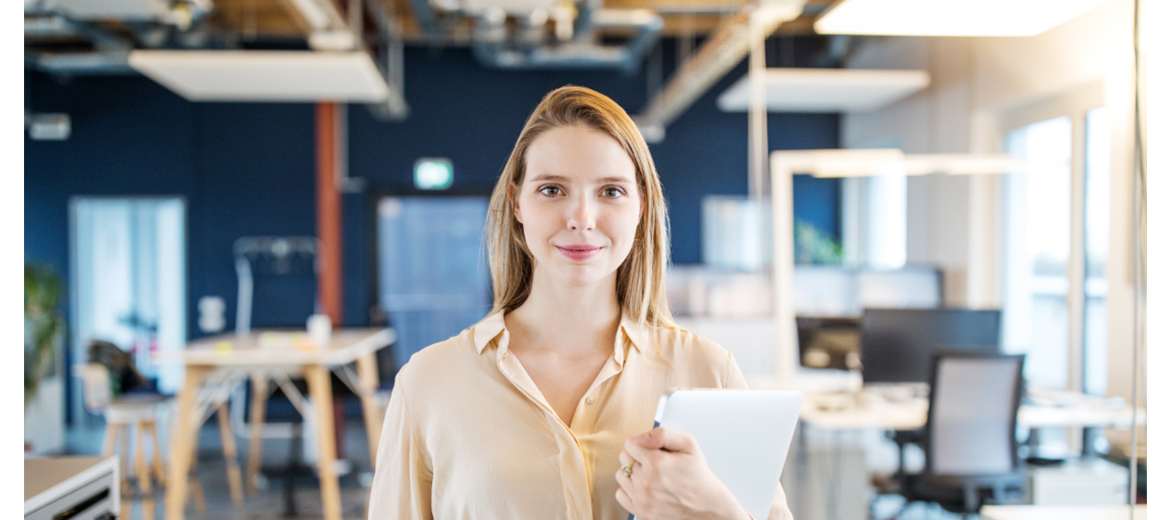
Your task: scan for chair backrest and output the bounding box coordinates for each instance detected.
[924,352,1025,476]
[75,363,112,413]
[233,236,319,336]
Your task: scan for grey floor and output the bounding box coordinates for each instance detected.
[66,418,376,520]
[65,420,975,520]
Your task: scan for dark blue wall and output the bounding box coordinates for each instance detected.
[26,43,840,340]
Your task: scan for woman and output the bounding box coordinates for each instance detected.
[368,86,793,520]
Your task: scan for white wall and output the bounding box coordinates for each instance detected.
[841,0,1140,405]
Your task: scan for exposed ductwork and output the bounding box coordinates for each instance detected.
[35,51,136,75]
[408,0,444,35]
[634,0,805,142]
[362,0,410,120]
[471,7,663,72]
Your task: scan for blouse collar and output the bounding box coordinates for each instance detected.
[472,309,646,356]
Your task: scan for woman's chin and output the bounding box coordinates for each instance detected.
[554,265,617,288]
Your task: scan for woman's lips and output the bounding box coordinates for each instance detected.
[556,246,602,261]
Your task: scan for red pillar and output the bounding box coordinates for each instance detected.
[316,102,343,325]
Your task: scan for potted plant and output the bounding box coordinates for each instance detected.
[25,264,66,412]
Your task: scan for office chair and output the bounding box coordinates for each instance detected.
[891,353,1026,519]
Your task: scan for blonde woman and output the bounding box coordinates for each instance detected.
[368,86,793,520]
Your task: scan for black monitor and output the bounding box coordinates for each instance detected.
[860,308,1001,384]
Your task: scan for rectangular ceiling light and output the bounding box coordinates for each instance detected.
[717,68,930,113]
[814,0,1113,37]
[128,50,391,102]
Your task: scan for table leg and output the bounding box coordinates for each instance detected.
[136,422,156,520]
[135,421,150,496]
[216,403,245,506]
[355,352,382,468]
[188,440,207,518]
[246,373,269,497]
[165,365,211,520]
[147,421,166,486]
[306,364,342,520]
[122,423,131,492]
[101,422,117,457]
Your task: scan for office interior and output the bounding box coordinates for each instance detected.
[22,0,1151,519]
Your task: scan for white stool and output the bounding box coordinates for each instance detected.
[76,364,244,514]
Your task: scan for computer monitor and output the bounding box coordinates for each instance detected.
[860,308,1001,384]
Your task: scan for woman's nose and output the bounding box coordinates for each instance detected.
[566,195,596,231]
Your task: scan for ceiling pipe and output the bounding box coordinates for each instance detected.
[33,51,136,75]
[407,0,443,35]
[24,15,78,38]
[633,0,804,142]
[472,8,662,72]
[362,0,410,121]
[573,0,601,43]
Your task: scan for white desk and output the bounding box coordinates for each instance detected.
[25,457,119,520]
[156,328,394,520]
[981,505,1145,520]
[796,388,1146,431]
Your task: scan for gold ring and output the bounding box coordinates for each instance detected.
[621,461,634,477]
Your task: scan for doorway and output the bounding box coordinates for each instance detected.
[70,197,186,425]
[376,196,491,370]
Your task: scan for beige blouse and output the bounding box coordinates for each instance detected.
[367,311,793,520]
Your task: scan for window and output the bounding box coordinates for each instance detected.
[1003,116,1073,389]
[1082,107,1110,396]
[999,95,1112,455]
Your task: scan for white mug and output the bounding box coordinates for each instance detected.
[306,314,332,347]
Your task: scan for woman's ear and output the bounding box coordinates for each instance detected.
[509,183,523,224]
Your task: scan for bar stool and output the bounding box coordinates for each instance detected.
[76,364,244,514]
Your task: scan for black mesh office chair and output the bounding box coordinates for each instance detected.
[892,353,1027,519]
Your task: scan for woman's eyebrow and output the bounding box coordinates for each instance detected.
[528,174,634,184]
[597,176,635,184]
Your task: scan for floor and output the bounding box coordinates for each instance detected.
[66,417,377,520]
[66,419,976,520]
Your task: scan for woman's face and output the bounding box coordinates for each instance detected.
[514,124,642,289]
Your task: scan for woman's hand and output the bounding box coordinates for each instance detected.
[615,427,751,520]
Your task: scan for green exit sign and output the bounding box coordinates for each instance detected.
[414,158,453,190]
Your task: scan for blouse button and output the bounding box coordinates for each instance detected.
[586,396,595,404]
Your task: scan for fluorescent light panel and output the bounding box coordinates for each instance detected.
[815,0,1113,37]
[128,50,390,102]
[809,153,1064,178]
[718,68,930,113]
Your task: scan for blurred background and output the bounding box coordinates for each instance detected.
[23,0,1149,519]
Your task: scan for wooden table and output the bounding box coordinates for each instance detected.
[981,505,1146,520]
[157,328,394,520]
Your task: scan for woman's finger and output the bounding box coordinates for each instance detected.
[619,449,632,468]
[631,426,698,454]
[623,437,653,465]
[615,486,636,516]
[615,468,634,493]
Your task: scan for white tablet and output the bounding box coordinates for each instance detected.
[632,389,804,520]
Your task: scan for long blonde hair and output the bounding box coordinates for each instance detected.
[485,85,675,330]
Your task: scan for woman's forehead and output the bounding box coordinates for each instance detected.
[524,126,637,184]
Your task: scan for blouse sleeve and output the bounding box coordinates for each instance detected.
[723,351,796,520]
[367,378,433,520]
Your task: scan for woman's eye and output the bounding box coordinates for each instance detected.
[602,187,625,198]
[538,186,561,196]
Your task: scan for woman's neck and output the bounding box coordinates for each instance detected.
[506,268,622,354]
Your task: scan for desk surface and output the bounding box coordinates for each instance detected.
[154,328,394,367]
[25,457,116,513]
[980,505,1145,520]
[793,387,1146,431]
